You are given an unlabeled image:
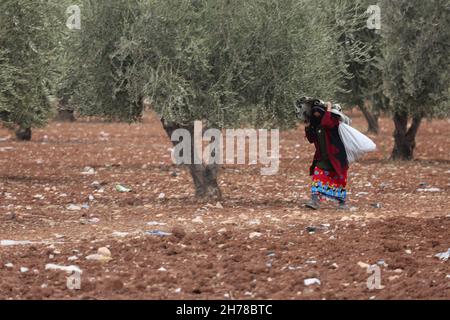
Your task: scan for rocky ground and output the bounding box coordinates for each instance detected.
[0,112,449,300]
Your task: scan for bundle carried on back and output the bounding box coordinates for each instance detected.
[330,104,377,163]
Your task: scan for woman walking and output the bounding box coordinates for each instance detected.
[304,102,349,210]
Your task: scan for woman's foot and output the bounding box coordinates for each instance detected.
[337,201,349,211]
[305,195,320,210]
[305,200,320,210]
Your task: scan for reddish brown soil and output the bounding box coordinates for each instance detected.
[0,112,449,300]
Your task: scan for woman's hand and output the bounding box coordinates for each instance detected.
[326,102,332,112]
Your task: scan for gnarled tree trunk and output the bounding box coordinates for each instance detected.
[161,119,222,200]
[15,127,32,141]
[55,97,76,122]
[359,99,379,134]
[391,112,423,160]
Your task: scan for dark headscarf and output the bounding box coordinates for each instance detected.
[310,105,326,127]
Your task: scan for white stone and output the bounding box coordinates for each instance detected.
[304,278,321,286]
[357,261,370,269]
[97,247,111,257]
[45,264,82,274]
[249,232,263,239]
[67,204,82,211]
[192,216,204,224]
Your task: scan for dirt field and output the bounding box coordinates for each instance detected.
[0,112,449,300]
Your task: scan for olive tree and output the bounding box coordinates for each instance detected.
[0,0,62,140]
[380,0,450,160]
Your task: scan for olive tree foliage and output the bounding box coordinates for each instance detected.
[66,0,348,129]
[380,0,450,160]
[316,0,385,133]
[60,0,144,122]
[0,0,62,139]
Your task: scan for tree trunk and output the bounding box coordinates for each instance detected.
[391,112,423,160]
[55,97,76,122]
[15,127,32,141]
[359,100,379,134]
[56,109,76,122]
[161,119,222,200]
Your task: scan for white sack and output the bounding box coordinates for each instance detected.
[338,123,376,163]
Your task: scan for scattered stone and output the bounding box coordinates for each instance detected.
[45,264,82,274]
[91,181,101,189]
[145,230,172,237]
[304,278,321,286]
[112,231,129,238]
[147,221,167,226]
[249,232,263,239]
[306,226,316,233]
[158,193,166,199]
[115,184,132,193]
[81,217,100,225]
[158,267,167,272]
[435,249,450,261]
[67,204,82,211]
[5,263,14,269]
[417,187,441,193]
[358,261,370,269]
[81,167,96,175]
[86,247,112,262]
[20,267,29,273]
[1,240,34,246]
[97,247,111,257]
[86,254,111,262]
[68,256,78,261]
[306,224,329,233]
[192,216,204,224]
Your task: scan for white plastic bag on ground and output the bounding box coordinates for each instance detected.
[338,123,376,163]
